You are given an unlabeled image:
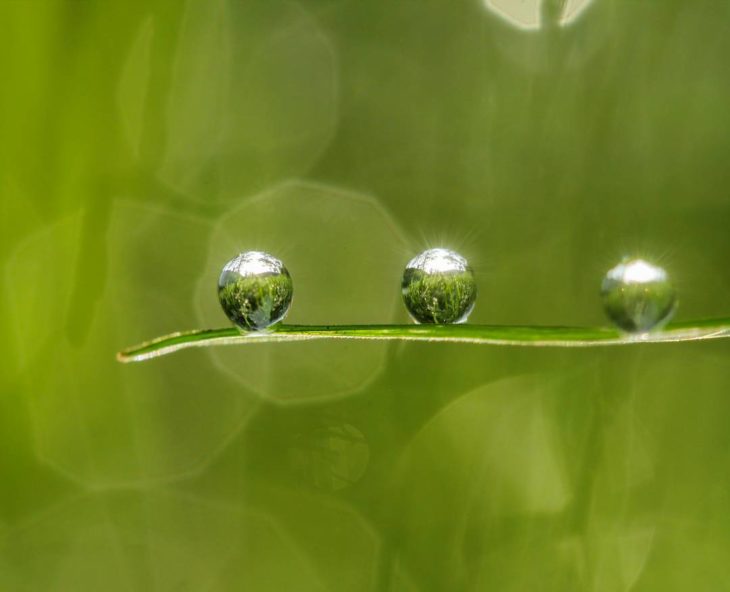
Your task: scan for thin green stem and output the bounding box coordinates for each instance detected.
[116,317,730,363]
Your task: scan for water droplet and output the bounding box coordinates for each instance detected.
[401,248,477,324]
[218,251,293,330]
[601,258,677,333]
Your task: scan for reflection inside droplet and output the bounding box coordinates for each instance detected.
[561,0,596,26]
[288,423,369,492]
[601,257,677,334]
[218,251,293,331]
[482,0,597,30]
[401,248,477,325]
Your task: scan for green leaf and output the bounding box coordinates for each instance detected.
[118,317,730,363]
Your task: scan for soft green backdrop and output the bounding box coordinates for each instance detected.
[2,0,730,590]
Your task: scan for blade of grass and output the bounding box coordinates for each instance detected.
[117,317,730,363]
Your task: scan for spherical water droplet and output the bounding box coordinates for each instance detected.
[218,251,293,331]
[601,257,677,333]
[401,248,477,324]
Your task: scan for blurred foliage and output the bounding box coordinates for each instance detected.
[1,0,730,590]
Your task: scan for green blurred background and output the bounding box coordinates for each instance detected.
[2,0,730,589]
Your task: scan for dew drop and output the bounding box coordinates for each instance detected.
[601,257,677,333]
[401,248,477,324]
[218,251,293,331]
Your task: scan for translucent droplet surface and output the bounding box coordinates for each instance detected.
[218,251,293,330]
[401,248,477,324]
[601,258,677,333]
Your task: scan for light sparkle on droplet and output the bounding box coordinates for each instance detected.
[606,259,668,285]
[221,250,286,277]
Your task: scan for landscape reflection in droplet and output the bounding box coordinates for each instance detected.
[218,251,293,331]
[401,248,477,325]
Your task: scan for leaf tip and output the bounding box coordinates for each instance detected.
[116,350,134,363]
